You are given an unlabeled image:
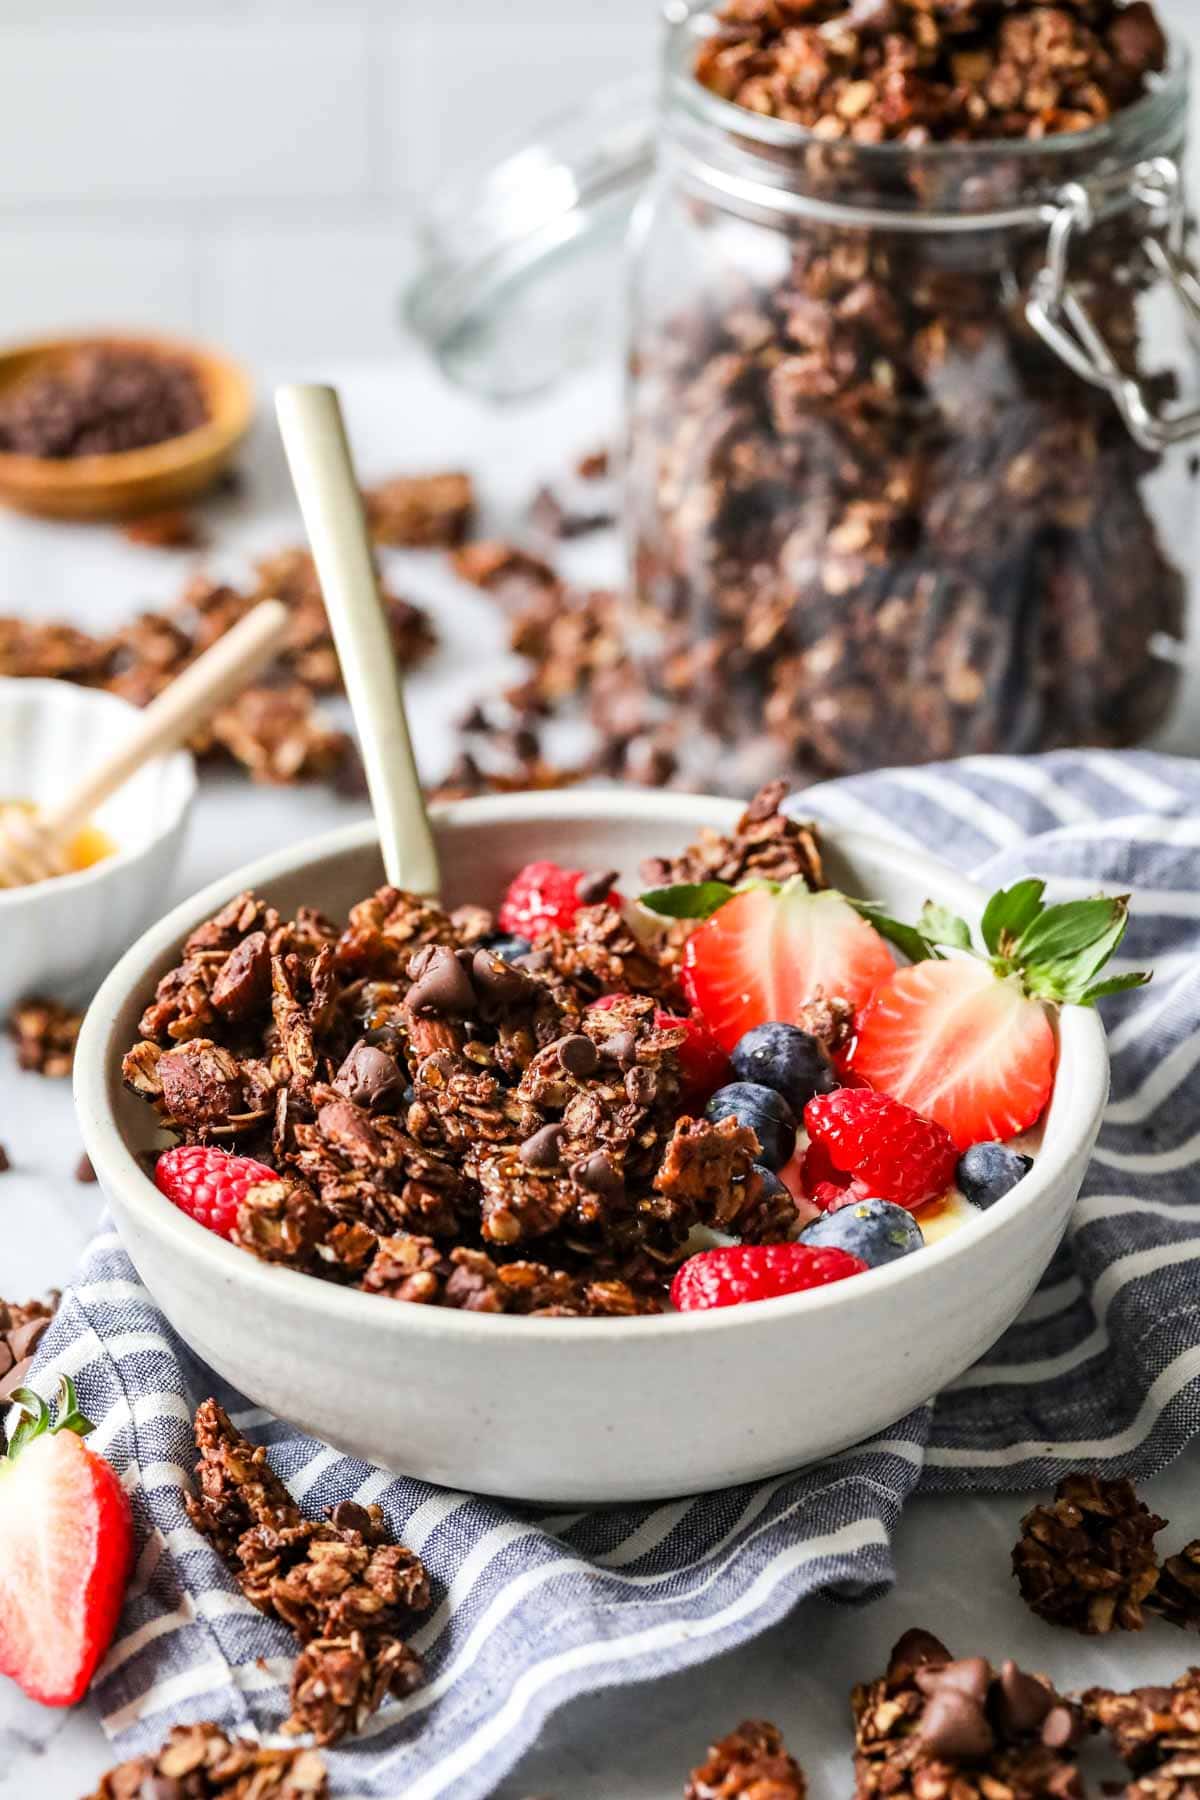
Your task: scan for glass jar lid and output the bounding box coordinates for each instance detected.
[404,75,655,402]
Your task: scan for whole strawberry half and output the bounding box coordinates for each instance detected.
[671,1242,867,1311]
[851,881,1148,1150]
[155,1145,279,1240]
[0,1377,133,1705]
[498,861,621,941]
[803,1088,958,1212]
[674,880,897,1054]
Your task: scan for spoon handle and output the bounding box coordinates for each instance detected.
[275,383,440,898]
[43,598,290,841]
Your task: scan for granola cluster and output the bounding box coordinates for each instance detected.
[7,996,84,1077]
[853,1627,1086,1800]
[686,1718,807,1798]
[122,788,822,1308]
[1012,1474,1168,1634]
[0,549,434,787]
[85,1720,326,1798]
[0,1292,59,1417]
[695,0,1169,142]
[186,1400,429,1744]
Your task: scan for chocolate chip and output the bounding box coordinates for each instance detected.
[556,1034,599,1078]
[1042,1705,1084,1751]
[916,1657,992,1707]
[334,1041,406,1112]
[331,1499,373,1535]
[75,1153,97,1184]
[602,1031,638,1071]
[919,1690,995,1761]
[576,868,618,905]
[996,1660,1054,1736]
[471,948,536,1006]
[519,1124,564,1169]
[573,1151,624,1199]
[406,945,477,1017]
[887,1628,951,1682]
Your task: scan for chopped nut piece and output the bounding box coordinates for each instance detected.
[1013,1474,1166,1633]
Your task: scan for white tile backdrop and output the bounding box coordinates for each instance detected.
[0,0,1194,360]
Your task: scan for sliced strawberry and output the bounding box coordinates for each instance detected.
[851,957,1056,1150]
[655,1010,730,1102]
[682,882,896,1054]
[0,1379,133,1705]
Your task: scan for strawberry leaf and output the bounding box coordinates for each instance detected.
[981,879,1046,956]
[53,1374,94,1440]
[5,1388,50,1459]
[1080,971,1153,1005]
[639,881,737,920]
[850,900,940,965]
[1015,896,1131,968]
[917,901,974,951]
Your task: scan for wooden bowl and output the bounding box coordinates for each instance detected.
[0,332,254,521]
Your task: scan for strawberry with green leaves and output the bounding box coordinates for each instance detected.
[851,880,1148,1148]
[0,1377,133,1706]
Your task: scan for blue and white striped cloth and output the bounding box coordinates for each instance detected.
[32,750,1200,1798]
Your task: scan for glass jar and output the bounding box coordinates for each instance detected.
[623,3,1199,789]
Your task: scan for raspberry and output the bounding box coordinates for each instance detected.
[655,1010,730,1101]
[497,861,621,941]
[802,1088,957,1213]
[154,1145,279,1240]
[671,1242,867,1312]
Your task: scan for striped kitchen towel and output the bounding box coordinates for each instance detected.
[31,748,1200,1798]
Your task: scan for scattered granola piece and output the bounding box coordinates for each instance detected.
[0,1293,59,1417]
[1151,1544,1200,1633]
[364,470,475,547]
[121,507,205,549]
[1084,1669,1200,1793]
[1013,1474,1166,1634]
[0,1143,8,1173]
[8,997,84,1077]
[640,781,825,894]
[84,1720,327,1799]
[685,1718,806,1799]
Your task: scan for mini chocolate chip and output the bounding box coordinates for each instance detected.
[75,1153,97,1184]
[471,948,536,1006]
[1042,1705,1084,1751]
[331,1499,373,1535]
[887,1628,951,1682]
[996,1660,1054,1736]
[919,1690,995,1761]
[573,1151,624,1198]
[916,1657,992,1707]
[519,1123,564,1169]
[576,868,618,905]
[406,945,477,1017]
[334,1041,406,1112]
[557,1034,599,1078]
[603,1030,638,1070]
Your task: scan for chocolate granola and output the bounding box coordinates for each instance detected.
[853,1628,1085,1800]
[1083,1669,1200,1800]
[0,345,208,459]
[7,997,84,1077]
[686,1718,807,1798]
[85,1721,326,1799]
[364,470,475,547]
[1012,1474,1166,1633]
[123,789,812,1308]
[186,1400,430,1744]
[0,1292,59,1418]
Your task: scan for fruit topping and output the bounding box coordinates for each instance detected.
[674,880,897,1053]
[671,1242,867,1311]
[803,1088,957,1213]
[658,1010,731,1102]
[0,1376,134,1706]
[957,1143,1035,1210]
[851,881,1146,1148]
[498,860,621,940]
[799,1197,924,1267]
[730,1021,837,1112]
[155,1145,279,1241]
[705,1081,797,1172]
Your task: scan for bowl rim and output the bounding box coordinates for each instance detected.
[0,330,254,490]
[0,678,197,907]
[75,787,1110,1342]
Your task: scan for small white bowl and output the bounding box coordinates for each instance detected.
[75,791,1109,1503]
[0,679,196,1015]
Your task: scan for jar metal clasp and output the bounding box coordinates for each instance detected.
[1028,155,1200,452]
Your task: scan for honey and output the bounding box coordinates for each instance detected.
[0,800,116,877]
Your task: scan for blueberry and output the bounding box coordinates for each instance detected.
[482,931,533,965]
[730,1021,837,1113]
[957,1143,1033,1211]
[800,1199,924,1268]
[705,1081,797,1171]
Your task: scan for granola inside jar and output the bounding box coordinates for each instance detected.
[625,0,1198,789]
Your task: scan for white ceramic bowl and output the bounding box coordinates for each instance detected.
[0,680,196,1016]
[75,791,1109,1503]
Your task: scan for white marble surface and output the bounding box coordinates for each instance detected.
[1,357,1198,1798]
